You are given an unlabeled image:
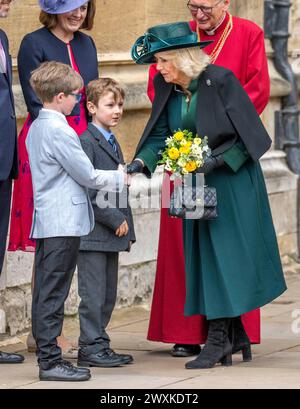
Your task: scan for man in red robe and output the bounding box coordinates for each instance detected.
[147,0,270,357]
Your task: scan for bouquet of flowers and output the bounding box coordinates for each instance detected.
[158,129,211,178]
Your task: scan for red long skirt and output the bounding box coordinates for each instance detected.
[147,175,261,344]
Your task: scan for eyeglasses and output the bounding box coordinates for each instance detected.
[187,0,224,15]
[69,93,82,103]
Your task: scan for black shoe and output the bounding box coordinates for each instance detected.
[230,317,252,362]
[61,359,91,374]
[171,344,201,357]
[0,351,25,364]
[105,348,134,364]
[186,318,232,369]
[39,361,91,382]
[77,349,124,368]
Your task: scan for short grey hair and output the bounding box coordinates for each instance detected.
[157,47,211,79]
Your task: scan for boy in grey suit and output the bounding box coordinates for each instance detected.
[77,79,136,368]
[26,62,127,382]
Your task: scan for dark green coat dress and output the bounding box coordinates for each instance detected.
[137,68,287,320]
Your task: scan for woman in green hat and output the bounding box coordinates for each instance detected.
[127,21,287,369]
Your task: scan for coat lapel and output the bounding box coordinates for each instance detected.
[196,69,214,138]
[87,123,122,164]
[0,31,11,85]
[5,45,12,86]
[0,31,14,104]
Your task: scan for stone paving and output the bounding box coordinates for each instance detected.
[1,270,300,389]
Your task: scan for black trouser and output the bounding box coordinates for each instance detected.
[32,236,80,370]
[77,251,119,354]
[0,178,12,274]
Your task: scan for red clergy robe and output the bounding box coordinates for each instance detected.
[147,13,270,344]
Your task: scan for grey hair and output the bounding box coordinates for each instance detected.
[157,47,211,79]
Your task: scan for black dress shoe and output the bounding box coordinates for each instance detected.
[171,344,201,357]
[39,361,91,382]
[61,359,90,374]
[0,351,25,364]
[105,348,134,364]
[77,349,124,368]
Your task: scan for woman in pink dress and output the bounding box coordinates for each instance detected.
[8,0,98,353]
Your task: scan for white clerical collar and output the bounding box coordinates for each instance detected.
[205,13,226,36]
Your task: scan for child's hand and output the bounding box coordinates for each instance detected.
[115,220,129,237]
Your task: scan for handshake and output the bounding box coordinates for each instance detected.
[114,159,144,239]
[118,159,144,186]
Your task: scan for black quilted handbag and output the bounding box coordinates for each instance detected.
[169,185,218,220]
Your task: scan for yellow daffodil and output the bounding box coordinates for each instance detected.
[168,147,180,160]
[194,137,202,145]
[174,131,185,141]
[179,145,191,155]
[184,161,197,173]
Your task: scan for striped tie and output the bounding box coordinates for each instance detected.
[0,39,7,74]
[108,134,119,158]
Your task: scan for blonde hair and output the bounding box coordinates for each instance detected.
[30,61,84,103]
[87,78,125,106]
[158,47,210,79]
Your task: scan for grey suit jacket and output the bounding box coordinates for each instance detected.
[79,123,136,252]
[26,110,124,239]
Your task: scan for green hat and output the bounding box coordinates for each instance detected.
[131,22,213,65]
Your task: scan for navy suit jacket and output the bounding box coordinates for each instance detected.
[0,29,18,181]
[79,124,136,253]
[18,27,99,120]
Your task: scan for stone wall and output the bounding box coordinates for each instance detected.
[1,0,300,336]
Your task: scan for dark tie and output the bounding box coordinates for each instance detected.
[108,134,118,156]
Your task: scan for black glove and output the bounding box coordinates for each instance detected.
[126,159,144,174]
[197,155,224,174]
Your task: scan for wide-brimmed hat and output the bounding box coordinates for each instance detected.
[131,22,212,65]
[39,0,89,15]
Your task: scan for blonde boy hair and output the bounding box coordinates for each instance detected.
[30,61,84,103]
[158,47,211,79]
[86,78,125,107]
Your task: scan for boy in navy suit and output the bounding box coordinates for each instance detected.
[77,79,136,368]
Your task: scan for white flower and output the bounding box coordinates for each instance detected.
[180,139,187,146]
[165,159,173,171]
[191,146,203,157]
[165,137,173,146]
[177,158,187,168]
